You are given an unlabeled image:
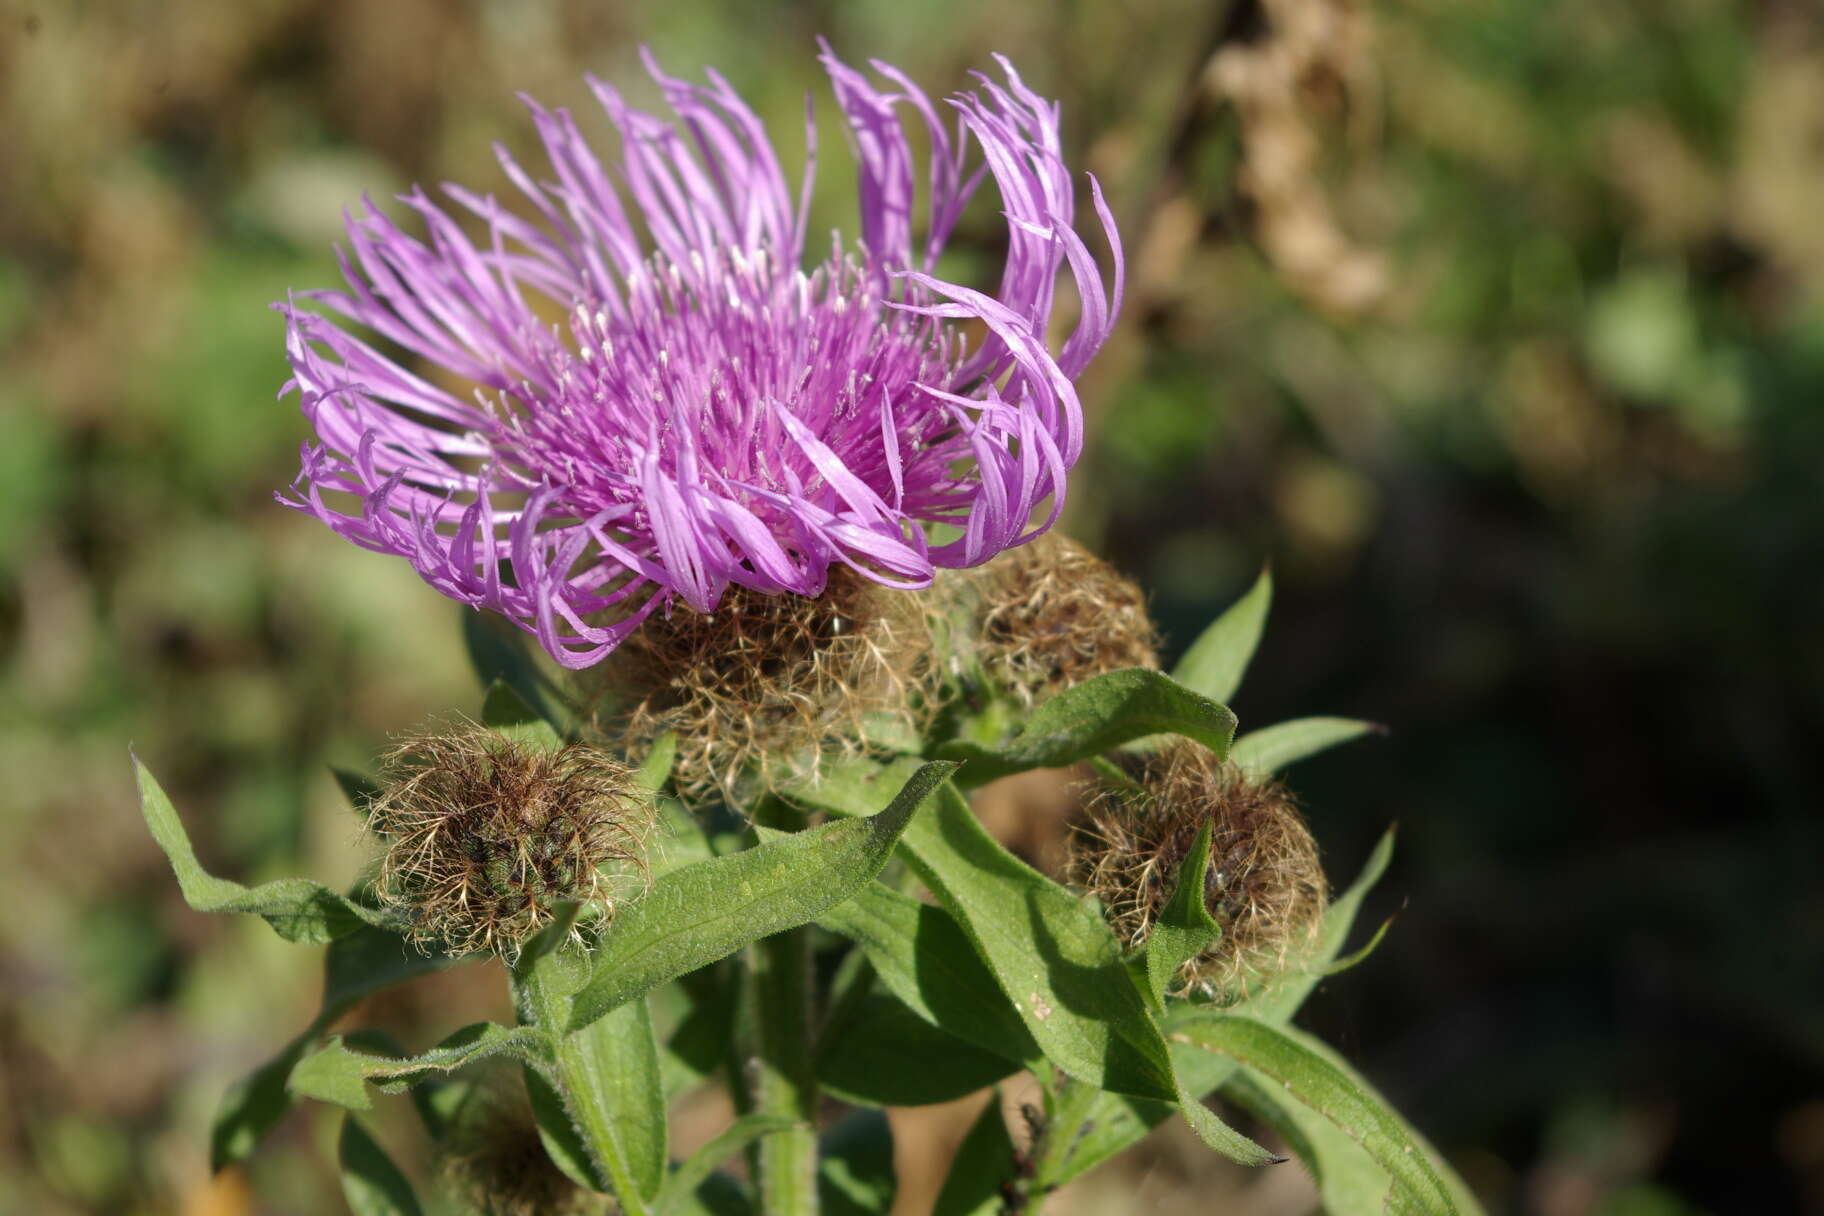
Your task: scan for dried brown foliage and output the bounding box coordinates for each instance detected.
[1070,741,1327,996]
[370,724,652,957]
[584,567,929,802]
[968,532,1160,705]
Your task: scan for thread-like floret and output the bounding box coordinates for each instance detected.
[1069,742,1327,996]
[369,725,652,956]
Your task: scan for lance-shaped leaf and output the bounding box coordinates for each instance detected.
[935,669,1238,784]
[135,755,399,944]
[1055,829,1399,1185]
[817,877,1038,1068]
[1135,821,1221,1012]
[566,761,956,1032]
[1231,717,1380,780]
[481,679,562,749]
[798,761,1275,1165]
[339,1117,424,1216]
[932,1094,1018,1216]
[332,767,382,821]
[515,942,666,1202]
[818,990,1022,1107]
[289,1024,554,1110]
[465,607,561,727]
[1172,566,1271,703]
[636,732,680,794]
[818,1109,897,1216]
[1172,1015,1472,1215]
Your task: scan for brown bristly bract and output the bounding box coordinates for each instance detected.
[969,532,1160,705]
[1069,741,1327,997]
[582,566,930,803]
[438,1077,596,1216]
[369,723,652,958]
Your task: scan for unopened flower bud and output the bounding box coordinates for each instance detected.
[370,724,651,957]
[935,531,1160,706]
[1069,741,1327,997]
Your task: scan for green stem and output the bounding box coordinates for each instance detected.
[514,953,655,1216]
[747,800,820,1215]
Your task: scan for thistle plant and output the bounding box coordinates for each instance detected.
[138,47,1484,1215]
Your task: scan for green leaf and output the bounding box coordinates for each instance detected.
[1172,566,1271,703]
[481,679,563,749]
[560,997,667,1199]
[1230,717,1379,780]
[409,1076,479,1146]
[1323,916,1394,977]
[211,925,453,1169]
[936,669,1238,784]
[932,1094,1017,1216]
[464,608,559,726]
[670,1172,752,1216]
[795,758,1275,1164]
[1138,821,1221,1011]
[655,1115,800,1216]
[567,761,956,1032]
[289,1024,553,1110]
[135,755,396,944]
[817,1109,896,1216]
[659,966,737,1102]
[1224,1069,1392,1214]
[653,795,718,876]
[1055,829,1399,1185]
[331,767,381,821]
[816,878,1038,1068]
[523,1066,607,1192]
[211,1049,303,1171]
[511,900,585,972]
[1222,1026,1483,1215]
[817,991,1020,1107]
[1173,1016,1466,1215]
[638,732,680,793]
[1252,828,1396,1024]
[338,1117,424,1216]
[514,943,667,1202]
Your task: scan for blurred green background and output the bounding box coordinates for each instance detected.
[3,0,1822,1212]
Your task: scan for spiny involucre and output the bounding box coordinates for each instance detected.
[279,44,1123,667]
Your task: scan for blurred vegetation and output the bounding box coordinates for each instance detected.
[2,0,1822,1212]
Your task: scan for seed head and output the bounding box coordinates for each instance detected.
[1069,742,1327,997]
[935,532,1159,706]
[583,566,928,802]
[369,724,652,957]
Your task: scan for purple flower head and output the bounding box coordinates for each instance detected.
[280,44,1123,668]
